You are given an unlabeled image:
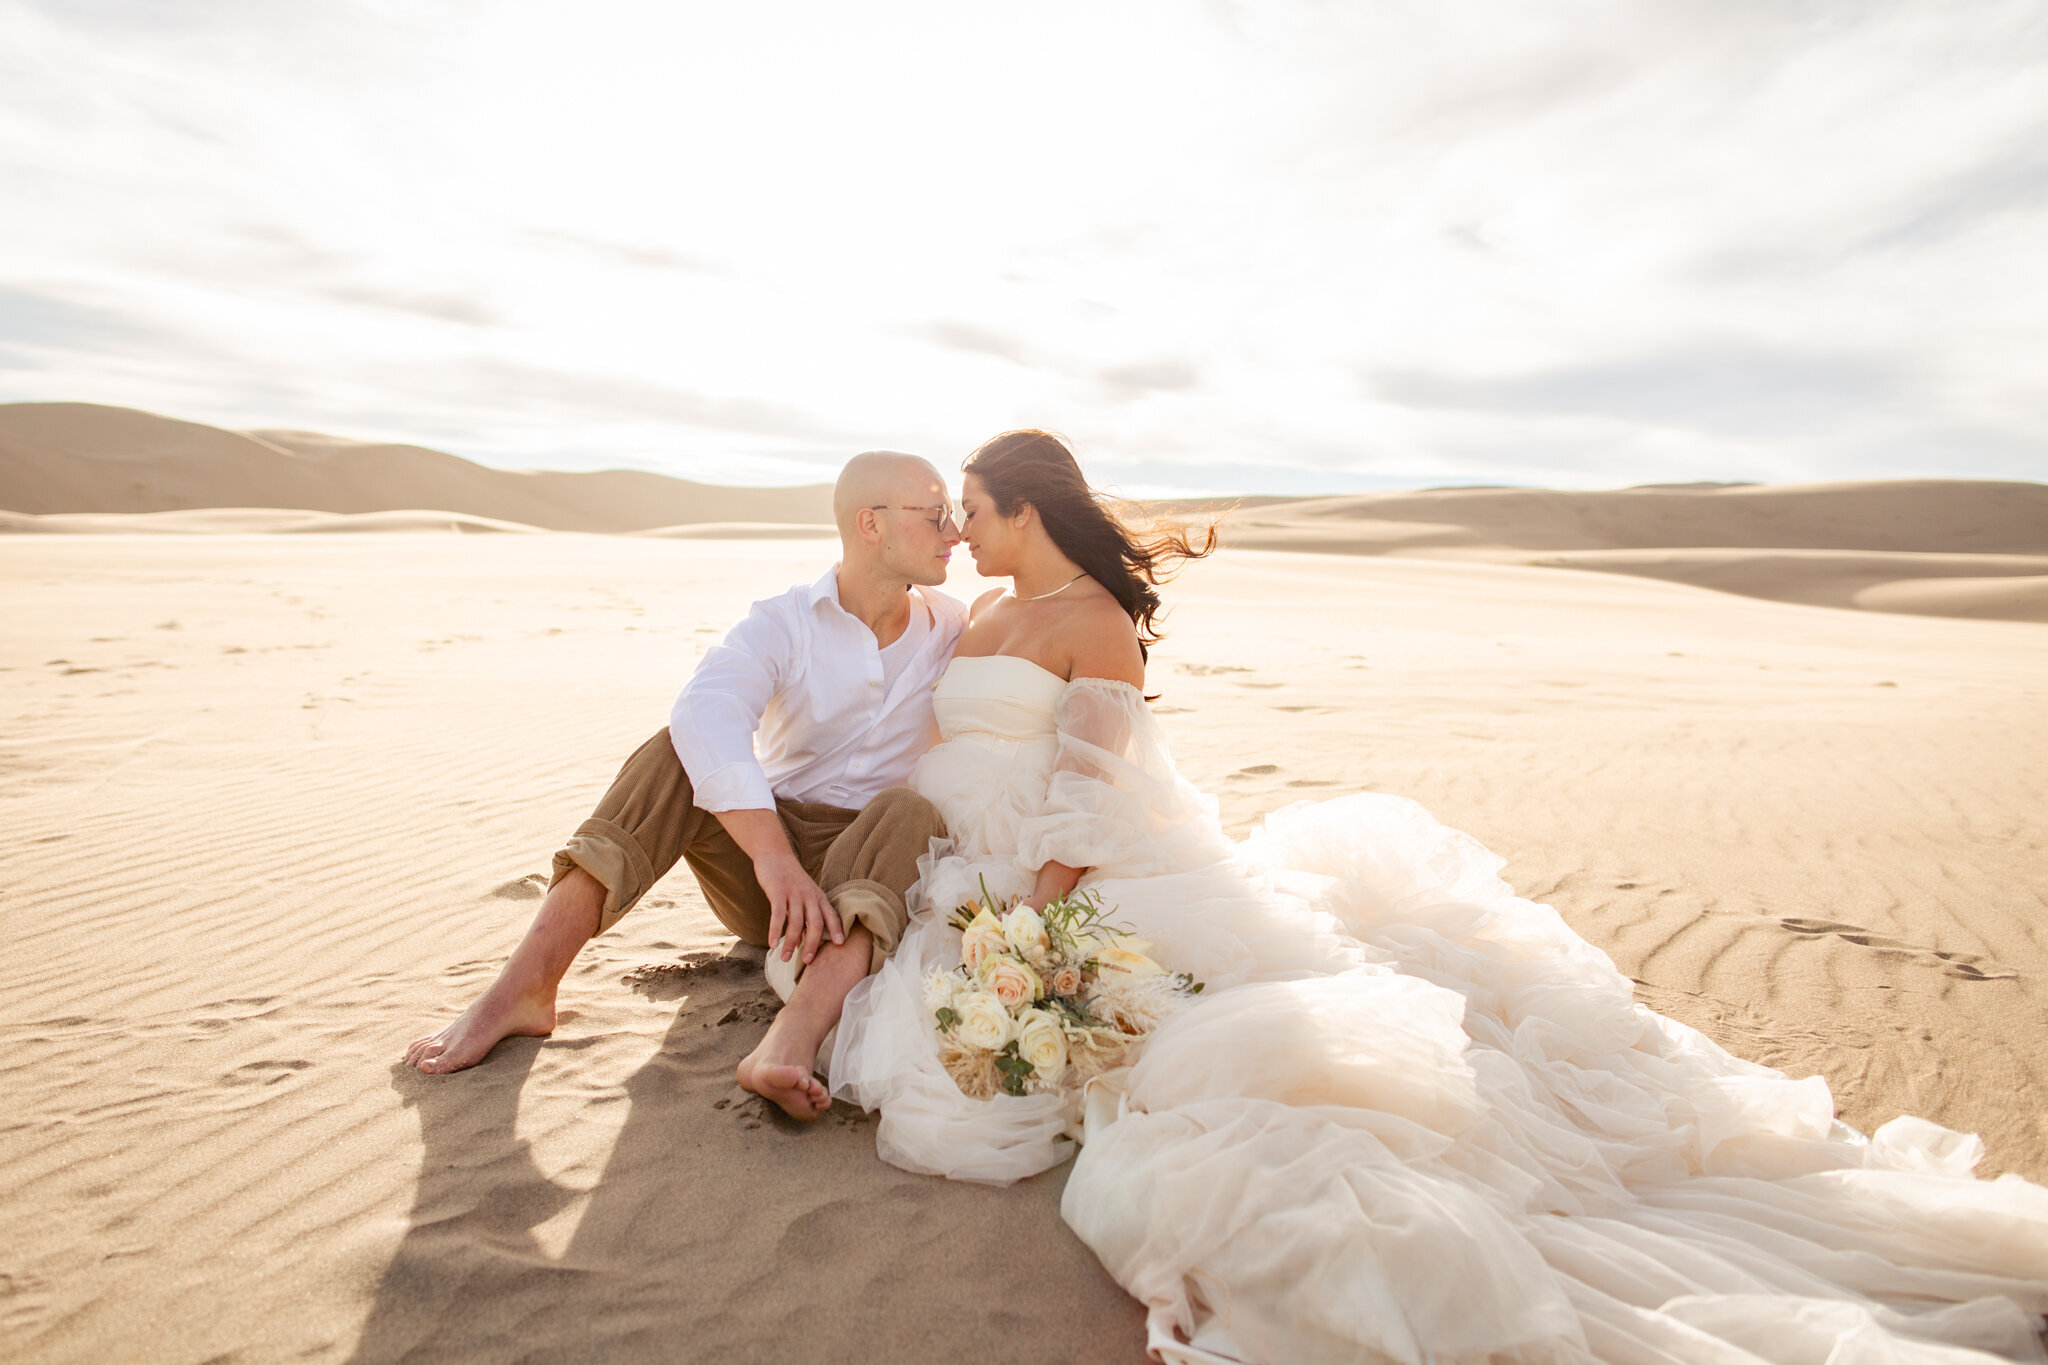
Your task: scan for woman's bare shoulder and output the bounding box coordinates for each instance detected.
[1063,596,1145,687]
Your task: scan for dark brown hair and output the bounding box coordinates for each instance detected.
[963,429,1218,660]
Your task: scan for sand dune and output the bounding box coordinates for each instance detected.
[1220,483,2048,623]
[1517,549,2048,622]
[9,400,2044,625]
[631,521,839,540]
[0,507,547,535]
[1221,479,2048,555]
[0,402,833,531]
[2,535,2043,1362]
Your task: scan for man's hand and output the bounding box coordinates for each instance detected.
[757,852,845,965]
[710,807,848,965]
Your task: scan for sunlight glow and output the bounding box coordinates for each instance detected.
[1,0,2044,488]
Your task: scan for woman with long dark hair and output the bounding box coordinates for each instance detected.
[926,429,1219,912]
[958,428,1217,663]
[829,430,2048,1365]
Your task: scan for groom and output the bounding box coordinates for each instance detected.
[405,451,968,1119]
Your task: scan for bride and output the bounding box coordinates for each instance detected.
[828,430,2048,1365]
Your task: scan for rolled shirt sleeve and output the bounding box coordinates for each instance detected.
[670,603,792,813]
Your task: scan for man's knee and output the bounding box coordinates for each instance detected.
[820,787,945,891]
[556,727,705,936]
[862,786,947,841]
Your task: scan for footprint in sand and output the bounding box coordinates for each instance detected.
[223,1059,313,1086]
[622,949,761,1001]
[1777,917,2016,980]
[710,997,781,1027]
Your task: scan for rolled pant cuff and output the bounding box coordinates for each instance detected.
[552,816,654,935]
[829,878,908,975]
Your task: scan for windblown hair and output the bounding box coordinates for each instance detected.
[963,430,1219,660]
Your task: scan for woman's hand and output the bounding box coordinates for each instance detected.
[1027,859,1085,911]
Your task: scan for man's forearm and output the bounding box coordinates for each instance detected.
[711,807,801,873]
[716,805,841,958]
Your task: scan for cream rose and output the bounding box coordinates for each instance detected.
[1048,963,1084,997]
[1003,905,1051,958]
[1016,1009,1069,1077]
[1094,935,1165,978]
[953,990,1015,1051]
[980,955,1044,1008]
[960,906,1007,970]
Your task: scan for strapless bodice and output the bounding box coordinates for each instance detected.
[931,654,1066,745]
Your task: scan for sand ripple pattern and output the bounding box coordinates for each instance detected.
[2,536,2043,1363]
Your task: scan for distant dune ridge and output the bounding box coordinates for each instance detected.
[3,400,2044,621]
[0,402,834,532]
[1218,487,2048,622]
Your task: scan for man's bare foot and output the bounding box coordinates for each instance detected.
[404,978,556,1074]
[735,925,869,1120]
[406,866,602,1074]
[737,1045,831,1120]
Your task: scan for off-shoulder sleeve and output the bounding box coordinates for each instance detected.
[1012,677,1233,880]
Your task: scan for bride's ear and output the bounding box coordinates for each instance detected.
[1012,502,1035,530]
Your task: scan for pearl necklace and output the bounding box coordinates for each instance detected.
[1013,571,1088,602]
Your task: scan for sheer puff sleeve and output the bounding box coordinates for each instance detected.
[1012,678,1235,881]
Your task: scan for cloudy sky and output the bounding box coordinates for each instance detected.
[2,0,2043,492]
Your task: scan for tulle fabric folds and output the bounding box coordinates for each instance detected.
[830,656,2048,1363]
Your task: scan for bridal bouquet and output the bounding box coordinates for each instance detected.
[926,880,1202,1100]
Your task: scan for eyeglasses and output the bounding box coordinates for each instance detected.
[868,503,960,534]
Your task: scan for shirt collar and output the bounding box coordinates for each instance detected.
[803,565,846,617]
[807,565,941,639]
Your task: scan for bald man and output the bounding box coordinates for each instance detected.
[405,452,967,1119]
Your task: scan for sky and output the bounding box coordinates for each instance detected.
[1,0,2044,494]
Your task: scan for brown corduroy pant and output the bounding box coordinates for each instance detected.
[549,728,945,974]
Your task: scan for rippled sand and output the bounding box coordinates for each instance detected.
[2,533,2042,1363]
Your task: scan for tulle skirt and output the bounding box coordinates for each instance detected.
[833,733,2048,1363]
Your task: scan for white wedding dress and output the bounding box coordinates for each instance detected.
[830,656,2048,1365]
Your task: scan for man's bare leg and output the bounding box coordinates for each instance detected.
[404,867,606,1074]
[737,925,872,1120]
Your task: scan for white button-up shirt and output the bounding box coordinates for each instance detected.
[670,567,968,813]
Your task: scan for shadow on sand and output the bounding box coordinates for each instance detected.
[350,1040,578,1363]
[351,943,1148,1364]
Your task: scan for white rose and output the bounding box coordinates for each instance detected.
[979,955,1044,1008]
[1094,935,1164,978]
[953,990,1015,1051]
[1016,1009,1069,1077]
[960,907,1007,970]
[1003,905,1051,957]
[923,968,961,1014]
